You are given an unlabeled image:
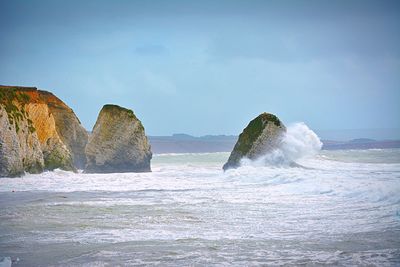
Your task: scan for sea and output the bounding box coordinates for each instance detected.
[0,124,399,266]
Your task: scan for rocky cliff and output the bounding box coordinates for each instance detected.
[85,104,152,173]
[0,86,88,177]
[223,112,286,170]
[38,91,88,169]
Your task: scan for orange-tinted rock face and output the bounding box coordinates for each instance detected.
[0,86,88,176]
[40,92,88,169]
[24,103,58,144]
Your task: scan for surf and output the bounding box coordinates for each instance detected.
[239,122,323,167]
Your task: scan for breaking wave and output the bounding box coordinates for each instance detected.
[0,149,399,266]
[240,122,323,167]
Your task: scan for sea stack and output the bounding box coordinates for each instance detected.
[0,86,88,177]
[85,104,152,173]
[223,112,286,170]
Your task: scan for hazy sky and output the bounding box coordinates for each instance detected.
[1,0,399,137]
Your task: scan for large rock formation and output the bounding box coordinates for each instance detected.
[223,112,286,170]
[0,86,88,177]
[85,104,152,173]
[38,91,88,169]
[0,104,44,177]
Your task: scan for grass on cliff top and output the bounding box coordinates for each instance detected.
[0,87,31,104]
[97,104,146,135]
[102,104,138,119]
[234,112,281,155]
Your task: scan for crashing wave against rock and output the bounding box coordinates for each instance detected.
[223,112,286,170]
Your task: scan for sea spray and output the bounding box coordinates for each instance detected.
[0,150,399,266]
[240,122,323,167]
[282,122,323,160]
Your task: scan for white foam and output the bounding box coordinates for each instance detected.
[0,257,11,267]
[240,122,323,167]
[1,150,399,266]
[282,122,323,160]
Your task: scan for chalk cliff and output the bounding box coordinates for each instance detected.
[85,104,152,173]
[0,86,88,177]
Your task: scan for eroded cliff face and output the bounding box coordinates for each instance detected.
[223,112,286,170]
[24,102,74,171]
[85,104,152,173]
[0,105,44,177]
[0,86,88,177]
[38,91,88,169]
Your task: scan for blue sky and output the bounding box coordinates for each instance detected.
[1,0,399,138]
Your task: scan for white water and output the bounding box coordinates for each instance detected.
[241,122,323,167]
[0,128,399,266]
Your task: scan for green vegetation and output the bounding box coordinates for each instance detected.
[126,109,136,119]
[44,148,75,172]
[0,87,35,133]
[16,92,30,103]
[24,160,44,174]
[28,125,36,133]
[7,167,24,178]
[262,113,281,127]
[233,113,282,155]
[102,104,138,119]
[223,112,283,170]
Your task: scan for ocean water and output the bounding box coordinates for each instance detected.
[0,127,400,266]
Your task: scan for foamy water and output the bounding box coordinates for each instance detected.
[241,122,322,167]
[0,127,399,266]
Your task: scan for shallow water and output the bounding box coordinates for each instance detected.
[0,150,400,266]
